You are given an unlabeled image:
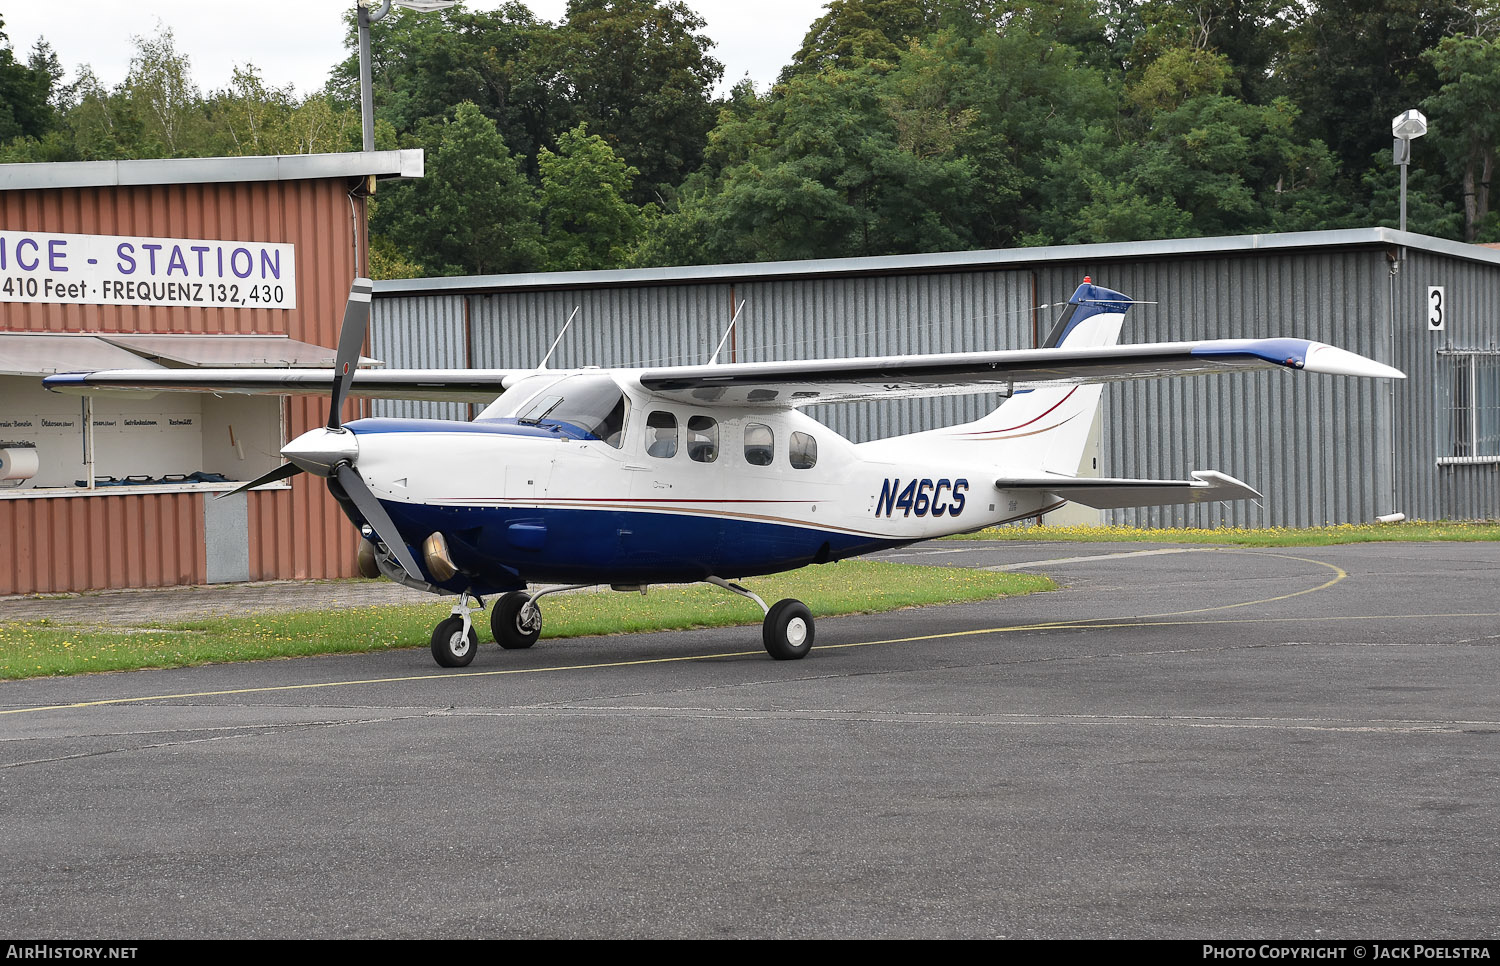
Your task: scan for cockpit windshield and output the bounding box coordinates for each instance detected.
[478,373,629,448]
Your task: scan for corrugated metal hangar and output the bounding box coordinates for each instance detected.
[0,151,423,594]
[371,229,1499,530]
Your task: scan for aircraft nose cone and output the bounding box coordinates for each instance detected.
[281,427,359,477]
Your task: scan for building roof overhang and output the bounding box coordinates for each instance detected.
[0,150,424,192]
[373,227,1500,297]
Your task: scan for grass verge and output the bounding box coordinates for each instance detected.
[963,520,1500,547]
[0,560,1052,680]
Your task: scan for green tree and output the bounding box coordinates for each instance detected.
[551,0,722,202]
[0,16,59,143]
[205,66,297,155]
[123,26,204,155]
[332,3,555,171]
[782,0,940,79]
[539,123,649,270]
[373,101,543,276]
[1112,0,1296,104]
[281,94,361,155]
[66,66,150,160]
[1349,153,1463,237]
[1283,0,1465,177]
[644,62,980,264]
[1422,33,1500,241]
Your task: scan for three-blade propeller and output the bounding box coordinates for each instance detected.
[218,278,421,581]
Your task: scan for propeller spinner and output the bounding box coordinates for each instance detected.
[217,278,422,581]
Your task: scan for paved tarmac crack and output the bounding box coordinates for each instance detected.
[0,709,441,770]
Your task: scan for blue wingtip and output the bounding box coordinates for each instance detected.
[41,372,91,391]
[1191,338,1311,369]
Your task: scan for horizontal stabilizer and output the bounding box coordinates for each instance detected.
[994,470,1261,509]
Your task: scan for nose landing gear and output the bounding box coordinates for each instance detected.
[431,592,482,667]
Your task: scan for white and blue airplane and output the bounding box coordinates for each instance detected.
[46,277,1404,666]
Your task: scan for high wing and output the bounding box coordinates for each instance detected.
[43,337,1402,404]
[43,368,525,402]
[634,338,1405,407]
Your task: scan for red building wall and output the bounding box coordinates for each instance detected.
[0,172,375,594]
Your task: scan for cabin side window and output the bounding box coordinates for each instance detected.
[687,415,718,463]
[744,423,774,466]
[647,411,678,458]
[789,432,817,469]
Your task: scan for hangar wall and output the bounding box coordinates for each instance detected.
[371,229,1500,529]
[374,270,1037,441]
[1392,248,1500,523]
[0,152,422,594]
[1029,250,1400,528]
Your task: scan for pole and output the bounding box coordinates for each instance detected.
[1400,163,1408,233]
[358,4,375,152]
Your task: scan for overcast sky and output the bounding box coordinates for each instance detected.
[1,0,829,98]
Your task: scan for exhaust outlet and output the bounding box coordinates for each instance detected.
[422,531,459,583]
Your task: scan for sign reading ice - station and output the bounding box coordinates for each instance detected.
[0,230,296,309]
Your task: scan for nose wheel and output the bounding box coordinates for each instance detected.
[431,617,478,666]
[431,593,482,667]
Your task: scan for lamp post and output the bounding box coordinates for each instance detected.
[1392,109,1428,233]
[357,1,458,152]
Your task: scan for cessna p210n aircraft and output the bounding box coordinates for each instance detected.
[46,278,1404,666]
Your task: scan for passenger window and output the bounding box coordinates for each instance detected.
[687,415,718,463]
[647,411,677,458]
[744,423,774,466]
[790,432,817,469]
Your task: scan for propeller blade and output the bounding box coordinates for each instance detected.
[328,277,374,430]
[216,461,303,500]
[333,462,422,581]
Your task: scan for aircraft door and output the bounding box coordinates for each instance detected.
[625,409,723,576]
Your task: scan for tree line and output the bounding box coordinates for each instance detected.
[4,0,1499,278]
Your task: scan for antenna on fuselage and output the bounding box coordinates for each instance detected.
[707,300,747,366]
[538,306,581,369]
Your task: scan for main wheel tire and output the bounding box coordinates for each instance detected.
[431,615,478,668]
[763,598,814,660]
[492,592,542,650]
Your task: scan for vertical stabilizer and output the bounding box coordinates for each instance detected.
[946,281,1133,475]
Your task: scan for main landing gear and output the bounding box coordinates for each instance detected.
[492,591,541,650]
[707,577,815,660]
[426,581,817,667]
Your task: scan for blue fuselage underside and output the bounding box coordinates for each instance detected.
[375,500,906,595]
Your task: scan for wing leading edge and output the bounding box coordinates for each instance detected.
[43,368,525,402]
[635,337,1403,407]
[42,337,1402,404]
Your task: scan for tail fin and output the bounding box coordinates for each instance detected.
[1037,279,1133,349]
[949,281,1133,475]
